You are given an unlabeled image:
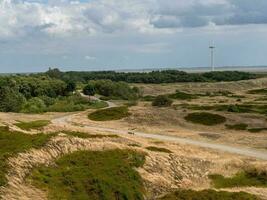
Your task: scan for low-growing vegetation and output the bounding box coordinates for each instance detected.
[0,126,53,186]
[15,120,51,131]
[30,149,146,200]
[225,123,248,130]
[180,103,267,115]
[88,106,131,121]
[185,112,226,126]
[146,146,172,153]
[248,128,267,133]
[152,95,173,107]
[248,88,267,95]
[209,169,267,188]
[62,131,119,139]
[169,90,197,100]
[159,189,258,200]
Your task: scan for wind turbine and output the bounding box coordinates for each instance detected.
[209,42,215,71]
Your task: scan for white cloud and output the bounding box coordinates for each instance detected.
[1,0,267,40]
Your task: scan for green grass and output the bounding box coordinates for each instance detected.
[30,149,146,200]
[159,189,258,200]
[209,169,267,188]
[0,126,53,186]
[169,90,197,100]
[88,101,108,109]
[88,106,131,121]
[146,146,172,153]
[225,123,248,130]
[15,120,51,131]
[248,128,267,133]
[62,131,119,139]
[185,112,226,126]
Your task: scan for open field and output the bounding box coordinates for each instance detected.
[0,76,267,199]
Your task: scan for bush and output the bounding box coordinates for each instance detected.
[21,97,46,113]
[88,80,140,100]
[88,107,130,121]
[152,95,173,107]
[185,112,226,126]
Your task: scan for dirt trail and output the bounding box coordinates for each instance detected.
[52,96,267,161]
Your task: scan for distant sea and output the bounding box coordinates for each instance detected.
[116,66,267,73]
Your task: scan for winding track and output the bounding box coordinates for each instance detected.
[52,97,267,161]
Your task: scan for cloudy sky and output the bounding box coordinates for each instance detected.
[1,0,267,72]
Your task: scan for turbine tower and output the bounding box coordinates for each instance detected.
[209,44,215,71]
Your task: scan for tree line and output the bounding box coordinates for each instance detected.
[45,68,258,84]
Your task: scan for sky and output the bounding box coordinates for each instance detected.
[1,0,267,72]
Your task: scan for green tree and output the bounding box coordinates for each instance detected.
[83,84,96,96]
[0,87,26,112]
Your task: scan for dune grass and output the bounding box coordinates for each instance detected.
[62,131,119,139]
[30,149,146,200]
[159,189,258,200]
[209,169,267,188]
[88,106,131,121]
[0,126,53,186]
[185,112,226,126]
[247,88,267,95]
[146,146,172,153]
[15,120,51,131]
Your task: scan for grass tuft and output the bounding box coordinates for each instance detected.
[185,112,226,126]
[88,106,131,121]
[169,90,197,100]
[15,120,51,131]
[30,149,146,200]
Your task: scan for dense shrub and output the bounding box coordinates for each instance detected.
[152,95,173,107]
[88,80,141,100]
[0,87,26,112]
[185,112,226,126]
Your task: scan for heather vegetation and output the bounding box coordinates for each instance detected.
[0,126,53,186]
[30,150,146,200]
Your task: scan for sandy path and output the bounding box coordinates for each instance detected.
[52,96,267,161]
